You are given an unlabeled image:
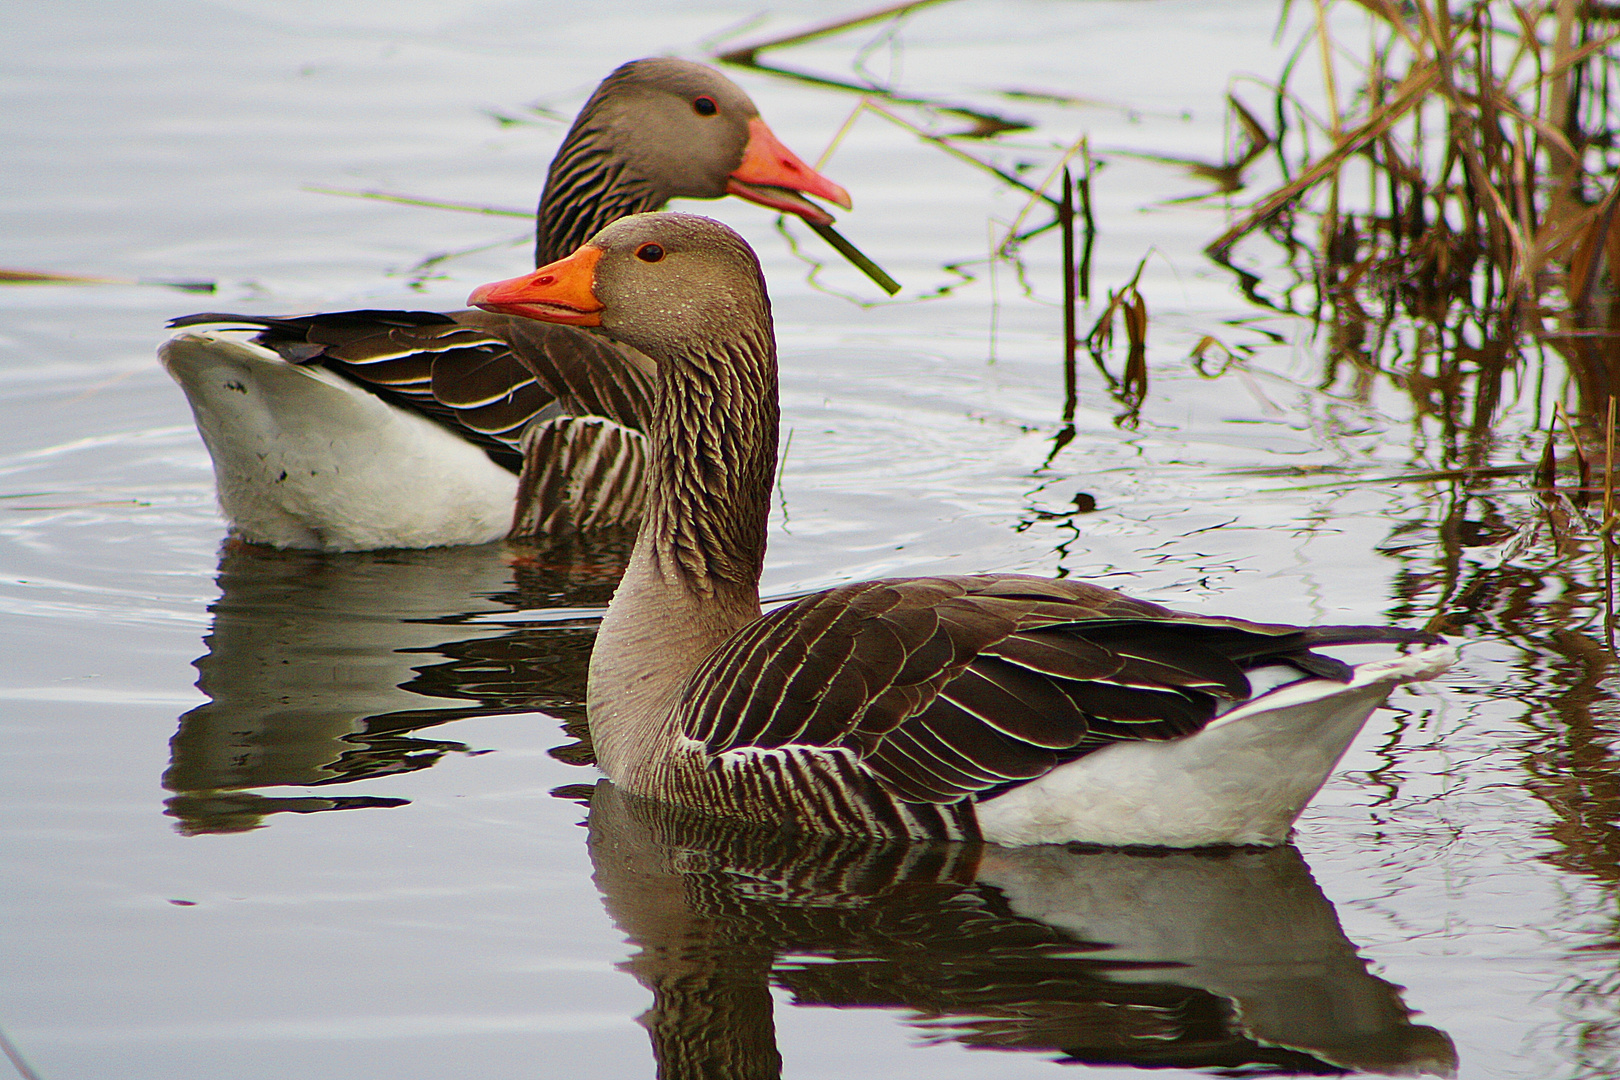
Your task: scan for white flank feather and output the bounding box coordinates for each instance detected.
[161,331,518,551]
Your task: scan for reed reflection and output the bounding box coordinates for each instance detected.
[164,534,630,834]
[1382,481,1620,1079]
[1386,482,1620,875]
[587,783,1456,1078]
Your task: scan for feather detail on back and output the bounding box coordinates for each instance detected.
[510,416,648,536]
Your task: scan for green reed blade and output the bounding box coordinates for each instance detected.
[808,223,901,295]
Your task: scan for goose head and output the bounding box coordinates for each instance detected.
[475,212,771,363]
[474,214,778,590]
[540,60,850,262]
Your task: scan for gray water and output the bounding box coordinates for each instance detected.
[2,2,1611,1077]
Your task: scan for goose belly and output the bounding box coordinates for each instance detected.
[975,644,1456,848]
[161,332,518,551]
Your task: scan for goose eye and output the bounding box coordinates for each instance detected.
[636,243,665,263]
[692,96,717,117]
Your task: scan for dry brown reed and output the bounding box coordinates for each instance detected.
[1083,255,1151,427]
[1209,1,1620,456]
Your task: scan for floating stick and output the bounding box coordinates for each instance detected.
[0,268,214,293]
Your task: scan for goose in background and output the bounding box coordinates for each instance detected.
[161,58,851,551]
[469,212,1456,847]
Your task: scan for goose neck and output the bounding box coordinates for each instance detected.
[536,138,665,266]
[640,333,778,596]
[586,329,779,782]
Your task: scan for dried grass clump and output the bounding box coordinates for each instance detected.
[1209,0,1620,450]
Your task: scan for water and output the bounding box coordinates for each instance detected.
[2,2,1614,1077]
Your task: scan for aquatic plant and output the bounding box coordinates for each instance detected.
[1209,0,1620,451]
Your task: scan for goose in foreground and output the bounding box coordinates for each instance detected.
[469,213,1456,847]
[160,58,851,551]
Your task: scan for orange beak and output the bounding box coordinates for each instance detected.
[468,246,605,325]
[726,117,852,226]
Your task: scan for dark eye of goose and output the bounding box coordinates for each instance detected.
[636,243,665,263]
[692,96,717,117]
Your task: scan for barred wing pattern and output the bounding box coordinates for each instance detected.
[673,575,1432,835]
[167,310,655,535]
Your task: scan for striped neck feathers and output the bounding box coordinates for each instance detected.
[536,132,665,266]
[641,320,778,599]
[535,63,756,266]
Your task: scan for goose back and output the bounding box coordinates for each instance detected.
[657,574,1434,839]
[168,309,656,537]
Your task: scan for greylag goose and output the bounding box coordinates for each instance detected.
[468,212,1456,848]
[160,58,851,551]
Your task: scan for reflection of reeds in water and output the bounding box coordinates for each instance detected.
[1366,474,1620,1074]
[1384,475,1620,864]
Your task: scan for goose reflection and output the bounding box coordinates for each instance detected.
[163,535,629,834]
[588,783,1456,1077]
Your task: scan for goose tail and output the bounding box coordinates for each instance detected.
[976,643,1457,848]
[159,331,517,550]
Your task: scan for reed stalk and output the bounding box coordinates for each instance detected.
[1208,1,1620,449]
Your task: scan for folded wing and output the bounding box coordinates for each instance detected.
[676,574,1436,806]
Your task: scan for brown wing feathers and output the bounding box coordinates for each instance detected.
[681,574,1439,807]
[866,700,1061,803]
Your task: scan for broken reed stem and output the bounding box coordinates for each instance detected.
[1206,60,1439,258]
[1554,398,1592,503]
[0,268,214,293]
[713,0,953,65]
[815,98,870,170]
[1060,166,1077,424]
[303,186,530,217]
[1084,255,1151,424]
[1606,394,1615,650]
[0,1027,43,1080]
[1077,145,1095,303]
[714,7,1029,141]
[1606,396,1615,523]
[1000,134,1091,250]
[309,183,897,296]
[858,101,1050,199]
[1313,0,1343,137]
[807,223,902,295]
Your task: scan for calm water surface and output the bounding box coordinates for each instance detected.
[2,2,1613,1078]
